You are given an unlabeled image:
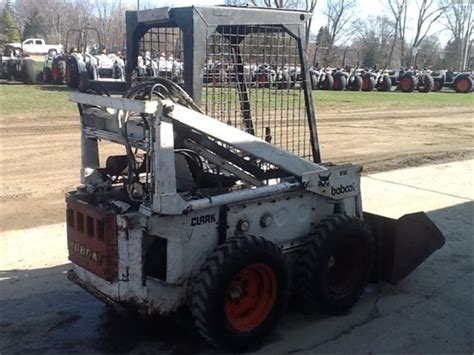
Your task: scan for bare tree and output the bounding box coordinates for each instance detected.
[224,0,318,48]
[302,0,318,47]
[94,0,117,48]
[408,0,447,67]
[352,15,394,67]
[442,0,473,70]
[387,0,408,67]
[323,0,356,63]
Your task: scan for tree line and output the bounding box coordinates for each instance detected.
[0,0,472,70]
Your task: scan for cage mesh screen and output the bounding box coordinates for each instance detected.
[137,27,184,82]
[203,25,311,161]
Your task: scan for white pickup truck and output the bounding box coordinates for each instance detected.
[9,38,63,54]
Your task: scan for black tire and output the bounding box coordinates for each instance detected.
[42,67,52,83]
[377,74,392,92]
[79,71,90,92]
[400,73,416,93]
[348,75,362,91]
[295,214,374,315]
[6,63,16,81]
[53,60,66,84]
[453,75,473,94]
[417,74,433,93]
[432,79,443,92]
[276,72,290,90]
[189,235,289,351]
[320,73,334,90]
[66,58,79,88]
[362,75,375,92]
[333,73,347,91]
[310,72,318,90]
[22,59,37,84]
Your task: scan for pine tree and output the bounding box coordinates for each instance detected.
[23,8,46,39]
[0,1,21,43]
[362,47,379,68]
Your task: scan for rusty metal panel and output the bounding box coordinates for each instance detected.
[66,197,118,282]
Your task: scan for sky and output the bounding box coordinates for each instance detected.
[121,0,451,45]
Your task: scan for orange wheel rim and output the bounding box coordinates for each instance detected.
[225,263,277,332]
[458,79,469,91]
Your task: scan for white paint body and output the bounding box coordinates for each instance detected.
[69,93,363,314]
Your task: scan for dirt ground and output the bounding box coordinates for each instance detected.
[0,105,472,232]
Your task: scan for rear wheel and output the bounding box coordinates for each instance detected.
[189,235,289,350]
[66,58,79,88]
[454,76,473,93]
[276,72,290,90]
[362,75,375,91]
[42,67,52,83]
[417,74,433,93]
[432,79,443,92]
[79,71,90,92]
[310,72,318,90]
[348,75,362,91]
[333,74,347,91]
[22,59,37,84]
[52,60,66,84]
[377,74,391,92]
[400,74,416,92]
[321,73,334,90]
[295,214,374,314]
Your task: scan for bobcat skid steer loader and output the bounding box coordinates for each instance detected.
[66,6,444,351]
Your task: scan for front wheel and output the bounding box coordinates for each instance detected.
[417,74,433,93]
[295,214,374,315]
[188,236,289,351]
[454,76,473,93]
[362,76,375,91]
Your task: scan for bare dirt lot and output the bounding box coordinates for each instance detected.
[1,102,472,232]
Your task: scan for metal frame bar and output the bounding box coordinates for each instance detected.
[125,6,321,162]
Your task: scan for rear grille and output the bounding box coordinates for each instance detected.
[66,197,118,282]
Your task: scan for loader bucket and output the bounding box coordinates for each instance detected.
[364,212,445,285]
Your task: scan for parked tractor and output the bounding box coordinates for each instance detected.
[0,45,37,84]
[42,48,66,84]
[254,63,276,88]
[67,6,444,352]
[309,66,334,90]
[390,68,434,93]
[42,30,87,85]
[362,66,392,92]
[64,27,126,93]
[431,70,473,93]
[332,48,363,91]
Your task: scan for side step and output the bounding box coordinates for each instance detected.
[364,212,445,285]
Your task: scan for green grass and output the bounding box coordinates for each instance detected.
[203,86,473,112]
[313,89,474,111]
[0,83,472,118]
[0,83,75,117]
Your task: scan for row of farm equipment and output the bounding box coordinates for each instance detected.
[2,47,471,94]
[308,66,472,93]
[1,30,472,94]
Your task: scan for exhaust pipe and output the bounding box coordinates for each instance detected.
[364,212,445,285]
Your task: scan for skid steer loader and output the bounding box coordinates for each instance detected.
[66,6,444,351]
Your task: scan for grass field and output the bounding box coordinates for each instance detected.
[0,82,472,117]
